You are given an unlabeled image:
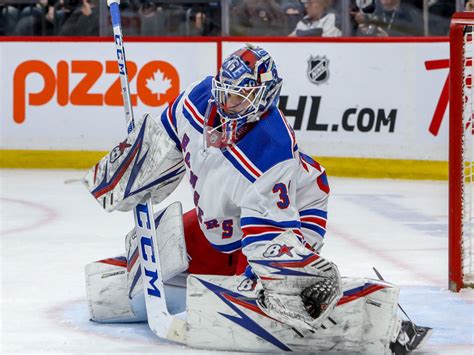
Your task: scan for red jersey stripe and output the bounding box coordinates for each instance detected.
[229,145,262,178]
[184,98,204,124]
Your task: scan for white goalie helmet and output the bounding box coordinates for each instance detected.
[208,44,283,146]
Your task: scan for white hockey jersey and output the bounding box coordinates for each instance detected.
[159,76,329,255]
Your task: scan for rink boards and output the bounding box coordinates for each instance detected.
[0,37,449,178]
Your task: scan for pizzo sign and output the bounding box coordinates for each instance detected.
[12,60,180,124]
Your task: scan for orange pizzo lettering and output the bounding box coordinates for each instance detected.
[70,61,103,106]
[14,60,56,124]
[104,60,138,106]
[13,60,180,124]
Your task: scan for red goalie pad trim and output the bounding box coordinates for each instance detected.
[98,257,127,268]
[337,284,387,306]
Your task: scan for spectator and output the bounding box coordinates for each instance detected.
[137,2,165,36]
[405,0,423,11]
[186,3,220,36]
[428,0,455,36]
[185,3,221,36]
[281,1,304,34]
[186,8,207,36]
[351,0,388,36]
[466,0,474,11]
[0,5,19,35]
[354,0,423,37]
[230,0,288,36]
[13,0,54,36]
[161,4,187,36]
[56,0,99,36]
[289,0,341,37]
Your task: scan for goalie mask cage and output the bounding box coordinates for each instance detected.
[450,12,474,292]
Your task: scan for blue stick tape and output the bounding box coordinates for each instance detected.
[110,2,121,27]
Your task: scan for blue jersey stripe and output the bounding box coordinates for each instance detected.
[241,217,301,229]
[183,108,204,134]
[209,240,242,253]
[223,150,256,183]
[301,222,326,237]
[160,109,182,152]
[170,92,183,125]
[299,208,328,219]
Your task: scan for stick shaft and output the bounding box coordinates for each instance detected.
[106,1,185,343]
[109,1,135,133]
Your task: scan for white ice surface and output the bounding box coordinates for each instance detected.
[1,169,473,354]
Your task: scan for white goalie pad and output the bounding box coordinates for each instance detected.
[85,258,147,323]
[126,201,188,290]
[83,114,185,212]
[186,275,400,353]
[85,202,188,323]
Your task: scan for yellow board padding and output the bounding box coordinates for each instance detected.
[0,150,107,170]
[0,150,448,180]
[315,156,448,180]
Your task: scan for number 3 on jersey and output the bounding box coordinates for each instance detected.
[272,183,289,209]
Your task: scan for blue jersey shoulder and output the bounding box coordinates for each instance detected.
[187,76,213,109]
[223,107,298,183]
[181,76,213,134]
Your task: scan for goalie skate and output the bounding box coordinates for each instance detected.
[390,321,433,354]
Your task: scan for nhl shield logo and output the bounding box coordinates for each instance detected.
[307,56,329,85]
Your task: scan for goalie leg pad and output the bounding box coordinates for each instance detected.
[85,260,186,323]
[85,257,147,323]
[126,201,188,292]
[186,275,401,353]
[85,202,188,323]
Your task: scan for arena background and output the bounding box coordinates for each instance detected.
[0,36,449,179]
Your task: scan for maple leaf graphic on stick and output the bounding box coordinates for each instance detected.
[146,69,172,100]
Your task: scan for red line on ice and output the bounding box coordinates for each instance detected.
[0,197,58,236]
[329,224,443,286]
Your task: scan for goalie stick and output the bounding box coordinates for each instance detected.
[372,267,433,353]
[107,0,186,343]
[373,267,412,322]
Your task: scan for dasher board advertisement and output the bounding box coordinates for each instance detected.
[0,41,217,150]
[0,39,449,162]
[223,40,449,161]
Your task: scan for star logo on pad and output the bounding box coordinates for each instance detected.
[278,245,293,257]
[119,139,131,153]
[109,139,132,163]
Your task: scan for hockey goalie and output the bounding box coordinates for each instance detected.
[83,45,431,353]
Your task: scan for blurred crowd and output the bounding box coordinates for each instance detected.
[0,0,101,36]
[0,0,470,37]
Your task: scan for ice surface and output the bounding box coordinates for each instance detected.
[1,169,473,354]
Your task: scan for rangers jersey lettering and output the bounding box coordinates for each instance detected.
[159,76,329,255]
